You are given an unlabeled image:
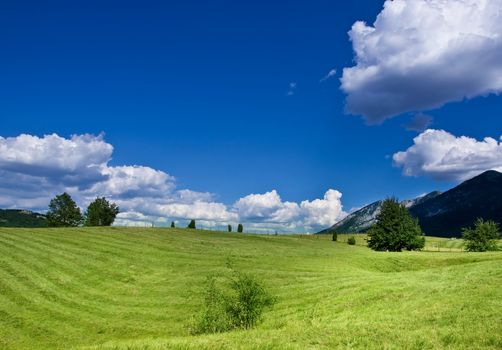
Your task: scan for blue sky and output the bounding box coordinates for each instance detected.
[1,0,502,231]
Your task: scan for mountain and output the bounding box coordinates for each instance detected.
[320,170,502,238]
[409,170,502,237]
[0,209,47,228]
[319,191,441,234]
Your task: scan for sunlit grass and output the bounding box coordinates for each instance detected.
[0,227,501,349]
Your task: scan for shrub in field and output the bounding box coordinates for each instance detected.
[462,218,501,252]
[84,197,119,226]
[47,193,83,227]
[347,236,356,245]
[190,271,275,334]
[367,198,425,252]
[187,219,196,229]
[332,232,338,241]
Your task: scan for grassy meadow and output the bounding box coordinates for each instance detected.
[0,227,501,349]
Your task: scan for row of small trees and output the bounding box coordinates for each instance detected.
[185,219,244,232]
[337,198,500,252]
[47,193,119,227]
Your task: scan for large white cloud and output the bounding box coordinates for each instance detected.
[0,133,345,232]
[393,129,502,181]
[341,0,502,123]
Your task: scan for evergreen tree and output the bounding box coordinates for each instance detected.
[462,219,500,252]
[188,219,196,229]
[332,232,338,241]
[237,224,243,233]
[367,198,425,252]
[46,193,83,227]
[171,221,175,228]
[228,224,232,232]
[84,197,119,226]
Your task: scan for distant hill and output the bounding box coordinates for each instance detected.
[319,191,441,235]
[0,209,47,228]
[409,170,502,237]
[320,170,502,237]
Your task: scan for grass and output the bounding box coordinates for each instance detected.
[0,227,501,349]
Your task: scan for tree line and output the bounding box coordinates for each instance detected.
[46,192,246,232]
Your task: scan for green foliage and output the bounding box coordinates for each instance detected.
[46,193,83,227]
[0,209,47,228]
[191,271,275,334]
[228,224,232,232]
[462,218,501,252]
[347,236,356,245]
[171,221,175,228]
[332,232,338,241]
[187,219,196,229]
[84,197,119,227]
[237,224,243,233]
[367,198,425,252]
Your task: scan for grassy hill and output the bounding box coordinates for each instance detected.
[0,228,501,349]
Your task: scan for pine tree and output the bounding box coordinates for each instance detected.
[237,224,243,233]
[46,193,83,227]
[367,198,425,252]
[188,219,196,229]
[228,224,232,232]
[171,221,175,228]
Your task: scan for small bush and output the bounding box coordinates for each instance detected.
[332,232,337,241]
[347,236,356,245]
[190,271,275,334]
[462,218,501,252]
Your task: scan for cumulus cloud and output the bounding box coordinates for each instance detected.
[234,189,346,230]
[393,129,502,181]
[0,133,346,232]
[341,0,502,123]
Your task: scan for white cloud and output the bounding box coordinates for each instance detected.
[341,0,502,123]
[393,129,502,181]
[0,133,346,232]
[320,69,337,82]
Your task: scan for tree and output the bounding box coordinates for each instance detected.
[84,197,119,226]
[462,218,500,252]
[188,219,196,229]
[171,221,176,228]
[367,198,425,252]
[46,193,83,227]
[228,224,232,232]
[237,224,243,233]
[332,232,338,241]
[347,236,356,245]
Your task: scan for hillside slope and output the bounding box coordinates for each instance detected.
[0,227,501,349]
[410,170,502,237]
[0,209,47,227]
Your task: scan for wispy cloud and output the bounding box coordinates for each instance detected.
[320,69,337,82]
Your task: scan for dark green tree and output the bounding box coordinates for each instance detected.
[332,232,338,241]
[46,192,83,227]
[171,221,176,228]
[462,218,501,252]
[237,224,243,233]
[188,219,196,229]
[347,236,356,245]
[84,197,119,226]
[228,224,232,232]
[367,198,425,252]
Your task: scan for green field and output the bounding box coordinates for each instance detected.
[0,228,501,349]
